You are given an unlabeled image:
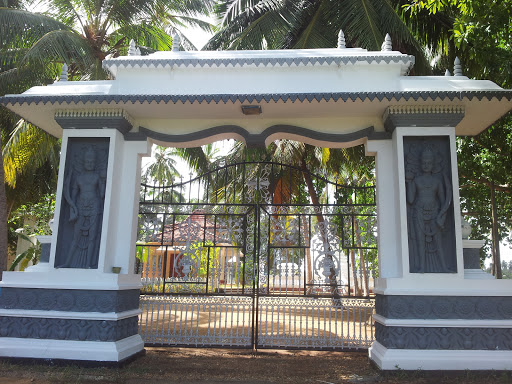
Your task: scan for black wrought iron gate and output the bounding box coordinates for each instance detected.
[136,161,376,350]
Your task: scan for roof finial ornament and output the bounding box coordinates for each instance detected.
[136,47,141,56]
[381,33,392,51]
[59,63,68,82]
[453,57,463,76]
[445,68,452,76]
[337,29,346,49]
[128,39,137,56]
[172,33,181,52]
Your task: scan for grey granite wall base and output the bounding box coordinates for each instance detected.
[375,294,512,320]
[463,248,481,269]
[0,288,140,313]
[40,243,51,263]
[0,316,138,342]
[375,323,512,350]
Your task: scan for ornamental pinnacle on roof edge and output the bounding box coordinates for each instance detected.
[172,34,181,52]
[381,34,392,52]
[58,63,68,82]
[337,30,346,49]
[454,57,463,76]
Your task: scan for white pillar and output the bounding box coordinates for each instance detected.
[368,110,512,371]
[365,138,403,279]
[0,126,151,363]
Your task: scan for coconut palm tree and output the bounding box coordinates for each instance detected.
[0,1,215,277]
[144,146,182,184]
[205,0,431,73]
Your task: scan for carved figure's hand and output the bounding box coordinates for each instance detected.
[436,215,445,229]
[69,205,78,222]
[405,171,414,181]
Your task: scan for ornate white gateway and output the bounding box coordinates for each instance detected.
[1,37,512,369]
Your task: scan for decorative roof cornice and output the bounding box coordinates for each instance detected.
[101,54,415,73]
[2,90,512,107]
[383,105,466,132]
[55,108,134,124]
[386,105,465,115]
[54,109,135,133]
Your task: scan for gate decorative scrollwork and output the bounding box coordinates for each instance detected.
[136,161,376,349]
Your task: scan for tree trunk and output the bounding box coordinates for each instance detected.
[0,135,8,280]
[353,219,369,296]
[358,248,368,296]
[349,249,360,296]
[300,159,340,300]
[490,183,502,279]
[302,217,313,293]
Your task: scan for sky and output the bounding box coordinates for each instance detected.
[186,23,215,51]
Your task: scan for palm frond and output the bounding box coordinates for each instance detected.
[161,0,215,17]
[0,8,71,48]
[21,29,95,70]
[165,15,215,33]
[172,147,212,175]
[0,62,60,96]
[291,0,334,49]
[339,0,382,50]
[216,0,259,26]
[206,0,297,50]
[373,0,431,74]
[111,22,173,53]
[2,119,60,187]
[46,0,86,29]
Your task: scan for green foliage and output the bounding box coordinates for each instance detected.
[458,120,512,263]
[8,231,40,271]
[404,0,512,84]
[135,244,150,263]
[333,178,378,279]
[143,146,181,185]
[8,193,56,236]
[2,120,60,188]
[500,260,512,279]
[195,241,221,279]
[486,260,512,279]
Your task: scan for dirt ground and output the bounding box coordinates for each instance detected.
[0,347,510,384]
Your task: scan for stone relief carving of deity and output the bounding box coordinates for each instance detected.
[404,138,456,273]
[56,140,109,269]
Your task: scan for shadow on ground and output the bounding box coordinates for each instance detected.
[0,347,510,383]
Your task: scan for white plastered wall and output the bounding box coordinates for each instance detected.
[365,138,403,279]
[102,133,151,275]
[1,129,151,290]
[369,126,500,295]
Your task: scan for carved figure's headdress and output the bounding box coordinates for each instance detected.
[421,146,434,160]
[84,146,96,160]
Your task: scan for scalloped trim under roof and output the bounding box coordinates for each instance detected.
[102,48,415,77]
[3,90,511,106]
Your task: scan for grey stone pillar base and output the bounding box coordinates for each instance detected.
[370,294,512,370]
[0,287,144,362]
